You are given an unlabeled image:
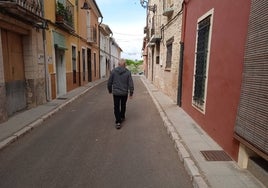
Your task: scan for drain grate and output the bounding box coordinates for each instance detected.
[200,150,232,161]
[57,97,68,100]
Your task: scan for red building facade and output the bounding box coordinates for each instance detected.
[181,0,251,160]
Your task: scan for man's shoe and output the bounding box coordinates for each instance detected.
[116,123,121,129]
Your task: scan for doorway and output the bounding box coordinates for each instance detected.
[55,48,66,97]
[87,48,92,82]
[1,30,26,115]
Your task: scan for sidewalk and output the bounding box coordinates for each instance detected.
[0,76,265,188]
[141,77,265,188]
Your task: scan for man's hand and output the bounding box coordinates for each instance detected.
[129,95,133,99]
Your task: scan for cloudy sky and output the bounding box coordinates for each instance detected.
[97,0,146,60]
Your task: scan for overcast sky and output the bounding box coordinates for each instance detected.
[97,0,146,60]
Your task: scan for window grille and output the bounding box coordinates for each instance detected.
[82,49,86,81]
[193,15,211,106]
[72,46,76,84]
[166,44,172,68]
[166,37,174,69]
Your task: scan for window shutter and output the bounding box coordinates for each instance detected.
[235,0,268,158]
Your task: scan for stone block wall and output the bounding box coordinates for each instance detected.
[150,0,184,102]
[23,29,47,108]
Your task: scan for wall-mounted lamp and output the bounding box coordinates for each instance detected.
[81,0,90,10]
[140,0,148,8]
[35,20,49,30]
[140,0,156,13]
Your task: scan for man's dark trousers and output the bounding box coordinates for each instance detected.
[113,95,128,124]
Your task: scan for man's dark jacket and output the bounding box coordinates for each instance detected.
[107,66,134,96]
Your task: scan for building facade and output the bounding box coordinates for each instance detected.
[0,0,122,123]
[143,0,183,102]
[99,23,112,78]
[180,0,268,183]
[143,0,267,180]
[44,0,103,99]
[110,37,122,70]
[0,0,47,123]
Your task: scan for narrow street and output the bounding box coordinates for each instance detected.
[0,77,192,188]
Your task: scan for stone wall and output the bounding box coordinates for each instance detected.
[148,0,183,102]
[23,29,47,108]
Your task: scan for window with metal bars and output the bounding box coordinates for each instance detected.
[72,46,77,84]
[166,37,174,69]
[193,15,211,108]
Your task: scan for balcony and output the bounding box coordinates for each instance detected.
[163,7,174,17]
[87,26,97,43]
[55,0,74,32]
[163,3,174,17]
[149,15,161,43]
[0,0,45,25]
[149,29,161,43]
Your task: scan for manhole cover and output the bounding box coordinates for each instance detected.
[200,150,232,161]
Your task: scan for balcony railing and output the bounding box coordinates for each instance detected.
[0,0,42,16]
[87,26,97,43]
[163,7,174,17]
[0,0,44,24]
[55,0,74,32]
[149,15,161,43]
[163,2,174,17]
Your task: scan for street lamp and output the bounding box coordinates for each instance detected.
[140,0,148,8]
[140,0,156,13]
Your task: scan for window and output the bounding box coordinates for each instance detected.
[192,11,213,112]
[94,53,97,77]
[82,48,86,81]
[72,46,77,84]
[166,37,174,69]
[156,43,160,64]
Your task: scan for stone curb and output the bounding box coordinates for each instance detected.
[0,136,17,151]
[0,79,106,152]
[141,77,209,188]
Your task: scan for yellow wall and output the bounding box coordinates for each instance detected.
[44,0,101,96]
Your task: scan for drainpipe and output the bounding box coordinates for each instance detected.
[177,41,184,106]
[41,3,50,102]
[98,17,103,79]
[42,26,49,101]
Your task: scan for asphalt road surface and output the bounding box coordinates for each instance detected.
[0,77,192,188]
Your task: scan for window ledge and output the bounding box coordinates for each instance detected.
[192,102,205,114]
[164,68,171,72]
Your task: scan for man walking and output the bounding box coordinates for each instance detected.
[107,59,134,129]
